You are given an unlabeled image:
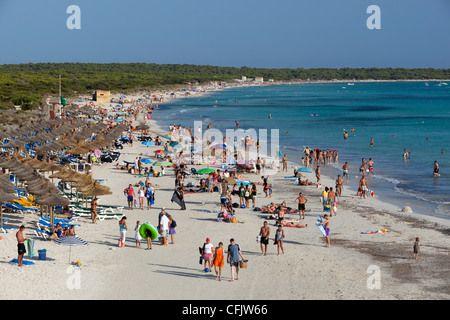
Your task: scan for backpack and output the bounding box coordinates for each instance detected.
[171,220,177,228]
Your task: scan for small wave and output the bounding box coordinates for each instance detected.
[373,175,402,185]
[435,203,450,217]
[394,185,450,206]
[179,107,198,114]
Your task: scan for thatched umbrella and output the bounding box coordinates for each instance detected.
[78,182,112,208]
[35,194,70,229]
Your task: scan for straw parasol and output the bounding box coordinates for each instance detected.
[35,194,71,228]
[67,145,89,155]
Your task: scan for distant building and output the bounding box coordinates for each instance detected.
[241,76,247,81]
[93,90,111,102]
[254,77,264,83]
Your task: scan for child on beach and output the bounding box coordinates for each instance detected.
[168,216,176,244]
[413,237,421,259]
[135,221,142,247]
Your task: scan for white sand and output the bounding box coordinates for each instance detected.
[1,91,449,300]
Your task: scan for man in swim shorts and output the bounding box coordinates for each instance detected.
[259,221,270,256]
[367,158,375,176]
[359,175,368,199]
[342,162,349,185]
[327,187,337,216]
[357,158,367,177]
[16,225,28,267]
[295,192,308,220]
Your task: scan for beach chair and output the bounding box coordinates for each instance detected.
[33,229,50,240]
[1,226,17,234]
[97,212,124,221]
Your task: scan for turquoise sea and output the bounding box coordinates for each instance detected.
[154,81,450,218]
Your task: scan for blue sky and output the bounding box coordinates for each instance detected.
[0,0,449,68]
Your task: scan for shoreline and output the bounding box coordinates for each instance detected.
[0,87,449,301]
[148,115,450,299]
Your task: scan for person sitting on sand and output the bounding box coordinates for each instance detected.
[53,223,64,238]
[293,168,305,178]
[298,178,314,186]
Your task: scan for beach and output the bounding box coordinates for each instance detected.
[0,88,449,301]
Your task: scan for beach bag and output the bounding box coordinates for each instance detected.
[171,220,177,228]
[232,203,239,208]
[239,260,248,268]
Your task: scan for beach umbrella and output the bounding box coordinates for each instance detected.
[67,145,89,155]
[225,177,238,185]
[196,168,215,174]
[142,141,155,147]
[141,158,153,164]
[154,150,166,154]
[153,161,172,167]
[170,142,182,150]
[161,134,175,141]
[35,194,70,228]
[135,124,149,131]
[54,236,89,264]
[0,192,17,227]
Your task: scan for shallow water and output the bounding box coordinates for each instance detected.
[154,81,450,218]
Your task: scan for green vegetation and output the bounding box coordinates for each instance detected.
[0,63,449,110]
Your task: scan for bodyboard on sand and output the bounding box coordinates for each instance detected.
[139,223,158,240]
[27,239,35,258]
[316,215,327,236]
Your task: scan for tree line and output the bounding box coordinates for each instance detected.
[0,63,448,110]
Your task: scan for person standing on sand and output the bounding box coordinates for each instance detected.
[316,214,331,247]
[213,242,224,281]
[119,216,127,247]
[16,225,28,267]
[413,237,421,260]
[282,155,288,172]
[90,196,98,224]
[259,221,270,256]
[275,224,285,255]
[135,221,142,248]
[359,175,368,199]
[315,165,321,187]
[201,238,214,271]
[159,209,170,246]
[124,184,136,210]
[335,175,344,200]
[327,187,337,216]
[227,238,245,282]
[295,192,308,220]
[256,157,261,175]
